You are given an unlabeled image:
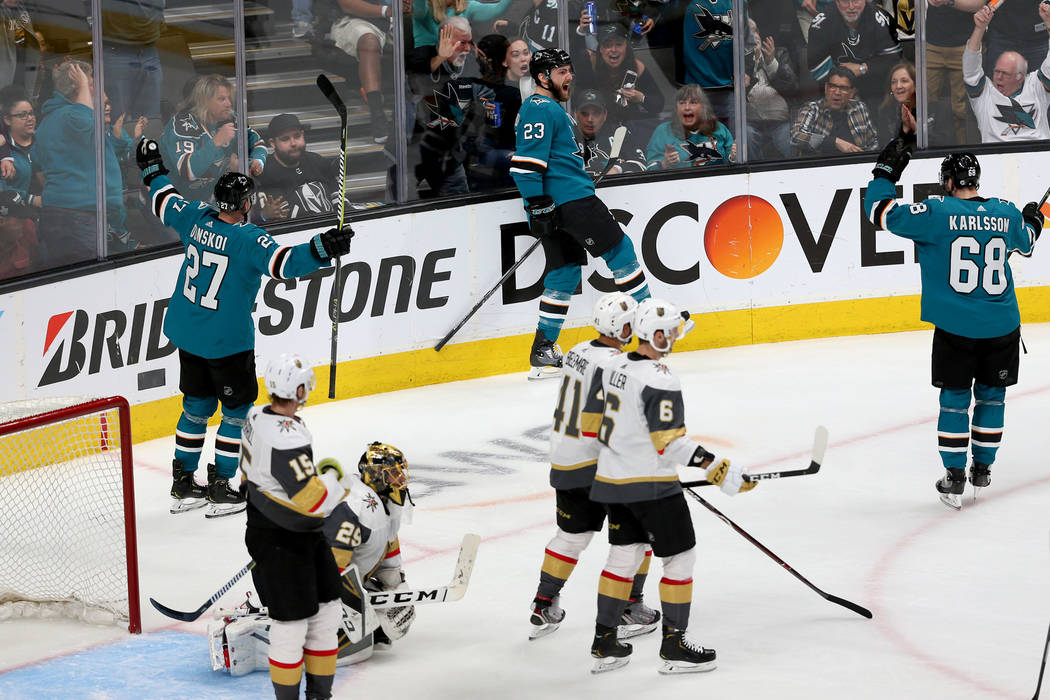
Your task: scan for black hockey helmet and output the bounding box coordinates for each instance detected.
[213,171,256,212]
[530,48,573,84]
[939,152,980,191]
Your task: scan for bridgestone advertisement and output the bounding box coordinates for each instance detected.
[2,153,1047,406]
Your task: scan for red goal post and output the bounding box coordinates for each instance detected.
[0,396,141,634]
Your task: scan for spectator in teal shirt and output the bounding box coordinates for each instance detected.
[646,84,734,169]
[412,0,514,48]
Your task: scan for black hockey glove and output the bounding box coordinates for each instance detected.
[686,445,716,469]
[1023,201,1044,240]
[525,195,556,239]
[872,137,912,183]
[136,138,168,186]
[311,226,354,262]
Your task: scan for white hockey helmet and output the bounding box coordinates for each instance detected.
[264,353,316,406]
[634,298,690,353]
[592,291,638,343]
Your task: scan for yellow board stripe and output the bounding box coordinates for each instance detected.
[124,289,1050,445]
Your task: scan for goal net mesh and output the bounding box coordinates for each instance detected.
[0,397,139,630]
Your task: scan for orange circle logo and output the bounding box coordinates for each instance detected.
[703,195,784,279]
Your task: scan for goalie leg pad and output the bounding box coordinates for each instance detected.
[221,615,272,676]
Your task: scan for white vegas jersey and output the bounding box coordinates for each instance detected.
[963,44,1050,142]
[590,352,700,504]
[240,405,345,532]
[548,339,623,491]
[323,476,409,576]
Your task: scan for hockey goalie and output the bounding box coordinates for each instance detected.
[209,442,416,676]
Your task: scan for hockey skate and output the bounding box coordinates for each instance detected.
[617,597,660,639]
[935,467,966,510]
[170,459,208,514]
[206,463,247,518]
[659,627,717,675]
[528,595,565,640]
[590,626,632,674]
[528,331,563,381]
[969,462,991,502]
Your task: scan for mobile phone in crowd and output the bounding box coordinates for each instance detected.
[620,70,638,91]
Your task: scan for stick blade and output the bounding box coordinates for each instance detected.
[826,593,873,619]
[149,596,203,622]
[810,425,829,472]
[608,126,627,159]
[316,74,347,116]
[445,533,481,602]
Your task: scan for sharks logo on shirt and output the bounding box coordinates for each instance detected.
[995,97,1037,136]
[691,4,732,51]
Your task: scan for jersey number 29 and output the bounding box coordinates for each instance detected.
[949,236,1007,295]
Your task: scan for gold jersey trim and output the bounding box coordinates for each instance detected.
[551,458,598,471]
[593,473,681,485]
[650,426,686,453]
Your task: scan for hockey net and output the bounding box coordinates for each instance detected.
[0,396,141,633]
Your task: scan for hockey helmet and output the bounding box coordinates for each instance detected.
[634,298,690,353]
[264,353,315,405]
[529,48,573,84]
[214,171,256,212]
[592,291,637,343]
[939,152,980,191]
[358,442,409,493]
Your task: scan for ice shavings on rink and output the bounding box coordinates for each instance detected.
[0,631,273,699]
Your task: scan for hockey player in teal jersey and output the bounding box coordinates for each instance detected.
[135,138,354,518]
[864,139,1042,509]
[510,48,651,381]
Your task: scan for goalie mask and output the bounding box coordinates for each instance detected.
[359,442,409,494]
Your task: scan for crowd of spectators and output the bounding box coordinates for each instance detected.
[6,0,1050,282]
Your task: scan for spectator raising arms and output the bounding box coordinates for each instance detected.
[646,83,734,169]
[160,74,267,202]
[791,65,879,155]
[744,16,797,160]
[576,23,664,130]
[808,0,901,108]
[963,1,1050,143]
[464,33,522,191]
[32,60,126,269]
[412,0,514,48]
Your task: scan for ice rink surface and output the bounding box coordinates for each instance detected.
[3,326,1050,700]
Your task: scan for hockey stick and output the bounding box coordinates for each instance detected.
[356,533,481,609]
[684,487,872,619]
[317,73,350,399]
[149,561,256,622]
[1034,618,1050,699]
[433,128,628,352]
[681,425,828,488]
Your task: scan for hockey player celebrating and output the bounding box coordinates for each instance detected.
[588,298,756,674]
[864,140,1042,509]
[135,138,353,518]
[510,48,651,380]
[240,354,347,700]
[529,291,660,641]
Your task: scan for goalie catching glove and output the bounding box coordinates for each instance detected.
[136,138,168,186]
[369,567,415,641]
[311,226,354,262]
[687,446,756,495]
